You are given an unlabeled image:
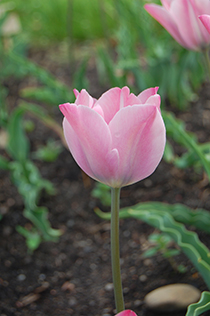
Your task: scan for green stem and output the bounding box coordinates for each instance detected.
[111,187,125,313]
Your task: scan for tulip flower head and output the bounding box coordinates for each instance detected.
[59,87,166,188]
[199,15,210,35]
[144,0,210,51]
[116,310,138,316]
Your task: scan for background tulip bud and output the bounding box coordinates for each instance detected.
[59,87,166,188]
[145,0,210,51]
[115,310,138,316]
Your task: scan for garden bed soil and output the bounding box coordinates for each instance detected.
[0,48,210,316]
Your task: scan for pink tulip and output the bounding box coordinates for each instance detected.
[199,15,210,35]
[144,0,210,51]
[59,87,166,188]
[115,310,137,316]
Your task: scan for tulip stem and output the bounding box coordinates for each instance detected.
[111,187,125,313]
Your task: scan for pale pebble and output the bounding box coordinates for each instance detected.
[145,283,201,312]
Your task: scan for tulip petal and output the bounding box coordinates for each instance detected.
[109,105,165,187]
[145,94,161,110]
[95,87,140,124]
[137,87,159,104]
[144,3,187,48]
[94,87,122,124]
[170,0,203,49]
[60,103,119,185]
[193,0,210,16]
[199,15,210,35]
[116,310,137,316]
[74,89,95,108]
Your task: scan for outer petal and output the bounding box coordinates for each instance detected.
[192,0,210,16]
[144,4,187,48]
[116,310,137,316]
[109,104,166,187]
[199,15,210,35]
[60,103,119,185]
[144,94,161,110]
[170,0,203,49]
[161,0,173,11]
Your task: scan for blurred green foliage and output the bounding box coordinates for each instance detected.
[91,182,111,207]
[1,0,115,44]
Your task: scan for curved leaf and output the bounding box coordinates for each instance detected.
[122,202,210,234]
[95,207,210,289]
[186,291,210,316]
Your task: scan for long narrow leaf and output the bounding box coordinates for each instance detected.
[95,207,210,289]
[7,107,29,162]
[163,111,210,180]
[122,202,210,234]
[186,291,210,316]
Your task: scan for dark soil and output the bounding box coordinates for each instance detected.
[0,48,210,316]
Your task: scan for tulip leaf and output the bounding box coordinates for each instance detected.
[19,102,65,143]
[95,206,210,289]
[16,225,42,251]
[96,201,210,234]
[7,107,29,162]
[124,202,210,234]
[6,51,73,105]
[0,155,10,170]
[162,110,210,181]
[23,206,62,242]
[186,291,210,316]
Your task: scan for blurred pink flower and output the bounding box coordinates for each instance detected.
[199,15,210,35]
[115,310,137,316]
[144,0,210,50]
[59,87,166,188]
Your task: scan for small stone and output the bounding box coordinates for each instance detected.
[104,283,113,291]
[134,299,143,307]
[68,297,77,306]
[61,281,75,292]
[17,274,26,281]
[139,274,147,282]
[145,283,201,312]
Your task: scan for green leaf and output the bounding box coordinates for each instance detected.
[96,206,210,289]
[163,141,175,163]
[91,182,111,206]
[19,102,65,142]
[133,202,210,234]
[142,247,158,258]
[7,107,29,162]
[0,155,9,170]
[24,206,62,242]
[96,201,210,234]
[16,226,42,251]
[5,51,73,105]
[10,160,55,210]
[163,249,180,258]
[33,139,62,162]
[162,111,210,181]
[186,291,210,316]
[128,209,210,289]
